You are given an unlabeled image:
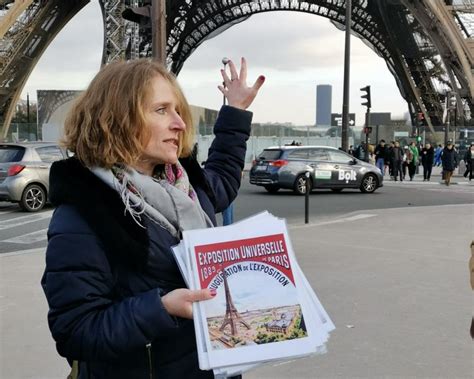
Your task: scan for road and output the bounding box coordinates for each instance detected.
[227,178,473,224]
[0,178,472,378]
[0,179,472,255]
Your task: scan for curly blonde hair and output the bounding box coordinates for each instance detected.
[62,59,194,168]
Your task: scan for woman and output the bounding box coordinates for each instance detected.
[441,141,458,186]
[407,141,419,181]
[41,58,264,378]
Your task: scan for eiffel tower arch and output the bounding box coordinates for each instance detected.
[1,0,472,139]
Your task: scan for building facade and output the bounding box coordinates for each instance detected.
[316,85,332,127]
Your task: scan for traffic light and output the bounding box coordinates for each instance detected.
[363,126,372,134]
[416,135,422,142]
[360,85,371,109]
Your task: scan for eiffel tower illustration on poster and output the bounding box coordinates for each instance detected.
[219,268,251,336]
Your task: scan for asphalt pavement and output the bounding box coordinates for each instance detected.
[1,201,473,379]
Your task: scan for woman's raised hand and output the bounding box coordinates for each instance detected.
[218,57,265,110]
[161,288,216,319]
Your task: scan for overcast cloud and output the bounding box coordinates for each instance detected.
[22,1,408,126]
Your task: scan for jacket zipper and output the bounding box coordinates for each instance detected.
[146,342,153,379]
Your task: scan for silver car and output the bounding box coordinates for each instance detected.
[0,142,68,211]
[249,145,383,194]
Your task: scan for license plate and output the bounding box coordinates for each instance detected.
[255,165,267,171]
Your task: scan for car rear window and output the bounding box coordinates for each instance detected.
[0,146,25,163]
[258,150,282,160]
[36,146,64,162]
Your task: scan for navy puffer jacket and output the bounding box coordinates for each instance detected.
[41,106,251,379]
[441,147,458,172]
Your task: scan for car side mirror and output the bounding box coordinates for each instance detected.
[350,158,357,165]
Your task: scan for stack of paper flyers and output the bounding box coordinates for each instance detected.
[172,212,335,377]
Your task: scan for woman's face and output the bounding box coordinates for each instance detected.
[140,75,186,167]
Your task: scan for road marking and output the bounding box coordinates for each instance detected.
[0,209,17,215]
[0,210,53,230]
[2,228,48,244]
[291,213,376,229]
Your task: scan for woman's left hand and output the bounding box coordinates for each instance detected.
[161,288,215,319]
[218,57,265,110]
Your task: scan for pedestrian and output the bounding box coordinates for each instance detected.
[441,140,458,186]
[402,146,411,180]
[463,142,474,181]
[374,139,386,175]
[434,144,443,166]
[368,144,376,165]
[408,141,419,181]
[348,145,355,156]
[390,141,404,181]
[386,141,394,178]
[40,58,264,378]
[222,203,234,225]
[421,142,434,181]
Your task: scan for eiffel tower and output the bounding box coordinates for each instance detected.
[219,268,250,336]
[1,1,472,140]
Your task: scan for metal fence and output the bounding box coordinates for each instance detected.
[4,123,40,142]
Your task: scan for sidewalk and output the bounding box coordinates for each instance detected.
[381,165,473,186]
[1,204,473,378]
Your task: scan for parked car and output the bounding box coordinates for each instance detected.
[0,142,68,211]
[249,145,383,195]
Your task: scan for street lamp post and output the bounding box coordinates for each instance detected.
[222,57,229,106]
[341,0,352,151]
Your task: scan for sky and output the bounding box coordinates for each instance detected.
[21,1,409,127]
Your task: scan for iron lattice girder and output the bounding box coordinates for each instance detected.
[0,0,90,139]
[402,0,474,127]
[165,0,391,75]
[153,0,470,132]
[100,0,126,64]
[374,1,444,131]
[37,90,81,127]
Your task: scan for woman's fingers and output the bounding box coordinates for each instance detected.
[187,288,215,302]
[228,59,239,81]
[162,288,216,319]
[252,75,266,91]
[220,68,231,86]
[239,57,247,83]
[219,57,265,109]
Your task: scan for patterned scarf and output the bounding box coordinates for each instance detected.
[153,163,197,201]
[91,161,213,239]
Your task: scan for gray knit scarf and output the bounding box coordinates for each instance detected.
[91,164,213,239]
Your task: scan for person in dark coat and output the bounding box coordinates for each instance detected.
[374,139,386,176]
[41,58,265,379]
[441,141,458,185]
[389,141,404,181]
[463,142,474,181]
[421,142,434,181]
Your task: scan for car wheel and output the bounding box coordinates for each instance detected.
[331,188,343,193]
[360,174,378,193]
[294,174,312,195]
[19,184,46,212]
[264,185,280,193]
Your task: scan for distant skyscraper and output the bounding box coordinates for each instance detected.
[316,85,332,127]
